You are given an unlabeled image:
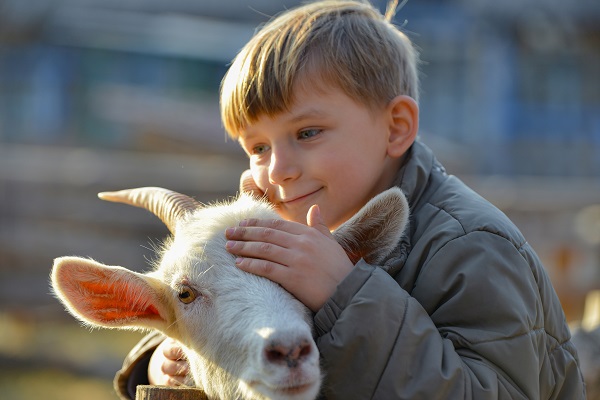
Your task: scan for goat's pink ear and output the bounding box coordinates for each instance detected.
[333,187,409,264]
[51,257,172,331]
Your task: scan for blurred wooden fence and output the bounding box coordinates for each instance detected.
[0,143,247,314]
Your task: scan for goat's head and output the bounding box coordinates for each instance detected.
[51,186,409,400]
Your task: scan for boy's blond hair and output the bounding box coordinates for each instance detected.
[220,0,420,138]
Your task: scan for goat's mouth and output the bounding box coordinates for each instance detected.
[276,382,314,395]
[243,379,320,399]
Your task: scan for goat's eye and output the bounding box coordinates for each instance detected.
[178,285,197,304]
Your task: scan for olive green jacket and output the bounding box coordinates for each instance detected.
[116,140,585,399]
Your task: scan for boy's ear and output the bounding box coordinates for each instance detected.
[386,95,419,158]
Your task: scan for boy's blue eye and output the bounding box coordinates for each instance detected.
[298,129,321,140]
[252,144,270,155]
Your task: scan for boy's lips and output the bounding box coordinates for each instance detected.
[280,188,322,205]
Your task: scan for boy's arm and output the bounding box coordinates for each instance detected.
[115,334,191,400]
[114,332,166,400]
[314,231,584,399]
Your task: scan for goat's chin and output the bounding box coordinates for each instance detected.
[271,381,321,400]
[239,378,321,400]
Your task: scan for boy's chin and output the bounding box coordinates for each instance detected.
[275,204,347,230]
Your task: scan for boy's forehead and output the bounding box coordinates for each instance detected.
[236,82,381,140]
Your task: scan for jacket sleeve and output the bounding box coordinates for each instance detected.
[314,230,584,399]
[114,331,166,400]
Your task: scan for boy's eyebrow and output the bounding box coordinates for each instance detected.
[286,108,328,124]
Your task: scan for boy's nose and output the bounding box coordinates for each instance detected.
[268,148,301,185]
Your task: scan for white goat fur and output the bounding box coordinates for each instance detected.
[51,188,409,400]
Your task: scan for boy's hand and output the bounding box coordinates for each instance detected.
[225,204,354,312]
[148,338,190,386]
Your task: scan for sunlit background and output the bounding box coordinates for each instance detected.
[1,0,599,399]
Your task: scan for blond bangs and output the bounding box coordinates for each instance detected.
[220,0,420,138]
[220,21,301,138]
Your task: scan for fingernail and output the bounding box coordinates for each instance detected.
[226,241,235,249]
[235,257,243,265]
[225,227,234,236]
[239,219,248,226]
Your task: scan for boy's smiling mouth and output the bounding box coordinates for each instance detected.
[280,188,323,205]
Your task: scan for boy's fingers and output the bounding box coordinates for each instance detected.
[306,205,332,237]
[163,339,187,361]
[161,359,190,377]
[235,257,285,283]
[237,217,306,235]
[225,225,297,249]
[167,377,186,386]
[226,239,289,264]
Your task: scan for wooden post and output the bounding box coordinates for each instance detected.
[136,385,209,400]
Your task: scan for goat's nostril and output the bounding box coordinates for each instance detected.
[265,340,312,368]
[265,345,288,364]
[299,342,312,358]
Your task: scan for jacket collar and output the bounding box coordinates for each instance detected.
[381,140,444,274]
[393,139,442,211]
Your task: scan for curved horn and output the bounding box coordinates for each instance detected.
[98,187,201,234]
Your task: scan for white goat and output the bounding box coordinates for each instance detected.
[51,187,409,400]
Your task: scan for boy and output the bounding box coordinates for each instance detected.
[115,1,585,398]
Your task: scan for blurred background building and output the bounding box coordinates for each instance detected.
[0,0,599,399]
